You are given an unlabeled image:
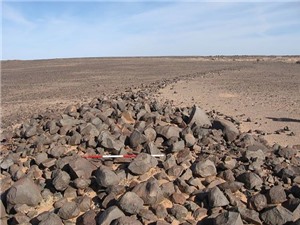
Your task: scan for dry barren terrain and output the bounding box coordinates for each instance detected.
[2,57,244,128]
[1,56,300,225]
[1,56,300,146]
[159,61,300,146]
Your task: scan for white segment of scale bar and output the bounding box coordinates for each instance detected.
[100,154,165,158]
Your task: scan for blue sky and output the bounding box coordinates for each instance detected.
[2,1,300,60]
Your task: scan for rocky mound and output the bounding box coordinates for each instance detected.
[1,86,300,225]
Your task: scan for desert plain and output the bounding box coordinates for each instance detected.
[1,56,300,225]
[2,56,300,146]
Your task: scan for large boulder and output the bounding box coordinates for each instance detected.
[208,186,229,207]
[213,118,239,142]
[119,192,144,214]
[129,129,147,148]
[260,206,293,225]
[214,211,243,225]
[52,170,70,191]
[58,202,80,220]
[78,210,96,225]
[68,157,96,179]
[38,213,63,225]
[155,126,181,139]
[95,166,120,188]
[6,177,42,207]
[97,206,125,225]
[192,159,217,177]
[237,172,263,190]
[112,216,143,225]
[268,185,286,204]
[132,178,164,206]
[188,105,211,127]
[128,153,158,175]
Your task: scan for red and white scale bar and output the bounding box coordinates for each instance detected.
[83,154,165,159]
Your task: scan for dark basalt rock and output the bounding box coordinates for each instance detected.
[128,153,158,175]
[119,192,144,214]
[1,81,299,225]
[6,177,42,207]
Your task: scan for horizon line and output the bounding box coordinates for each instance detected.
[2,54,300,62]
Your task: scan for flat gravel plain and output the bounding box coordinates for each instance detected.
[1,56,300,147]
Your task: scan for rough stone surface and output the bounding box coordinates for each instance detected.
[239,208,262,225]
[68,157,95,179]
[170,140,185,152]
[268,185,287,204]
[35,152,48,165]
[192,159,217,177]
[278,147,297,159]
[237,172,263,190]
[119,192,144,214]
[145,142,162,155]
[78,210,96,225]
[128,153,158,175]
[188,105,211,127]
[139,208,158,222]
[68,131,82,145]
[221,156,237,170]
[95,166,120,187]
[0,200,7,218]
[249,193,267,212]
[100,134,124,151]
[161,182,175,197]
[208,186,229,207]
[113,216,143,225]
[132,178,164,206]
[77,196,92,212]
[39,213,63,225]
[24,126,37,138]
[0,158,14,170]
[154,204,168,219]
[214,211,244,225]
[213,118,239,142]
[74,178,91,189]
[48,145,67,158]
[57,201,80,220]
[6,177,42,207]
[52,170,71,191]
[97,206,125,225]
[184,133,196,147]
[260,206,293,225]
[163,155,177,170]
[244,149,265,161]
[129,129,147,148]
[170,204,188,220]
[156,125,181,139]
[171,192,186,205]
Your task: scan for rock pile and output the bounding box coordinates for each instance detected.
[1,86,300,225]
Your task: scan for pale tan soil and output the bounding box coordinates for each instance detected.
[158,62,300,147]
[1,57,300,147]
[1,57,247,129]
[1,57,300,223]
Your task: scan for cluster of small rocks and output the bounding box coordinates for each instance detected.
[1,85,300,225]
[275,126,295,137]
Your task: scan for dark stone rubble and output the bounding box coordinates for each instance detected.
[0,78,300,225]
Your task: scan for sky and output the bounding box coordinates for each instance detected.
[2,1,300,60]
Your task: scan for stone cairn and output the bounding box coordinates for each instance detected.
[1,79,300,225]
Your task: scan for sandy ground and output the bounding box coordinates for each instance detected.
[1,56,300,147]
[1,57,245,128]
[158,61,300,147]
